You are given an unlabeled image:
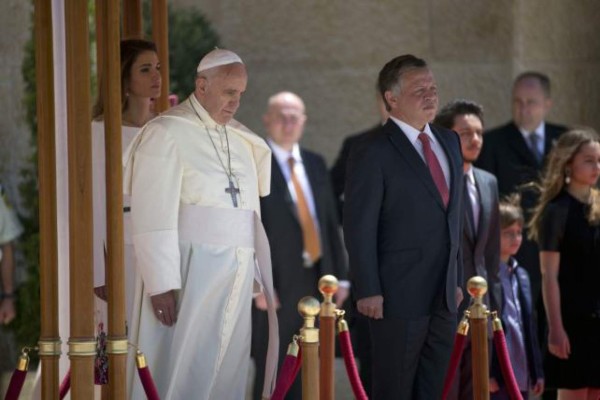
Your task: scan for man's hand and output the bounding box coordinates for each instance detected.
[334,286,350,308]
[489,377,500,393]
[456,287,464,308]
[151,290,177,326]
[531,378,544,396]
[0,298,16,325]
[357,295,384,319]
[254,292,281,311]
[94,285,107,301]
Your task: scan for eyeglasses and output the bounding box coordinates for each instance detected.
[501,230,523,240]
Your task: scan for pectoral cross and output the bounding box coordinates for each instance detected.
[225,179,240,208]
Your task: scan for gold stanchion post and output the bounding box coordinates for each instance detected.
[467,276,490,400]
[318,275,337,400]
[298,296,321,400]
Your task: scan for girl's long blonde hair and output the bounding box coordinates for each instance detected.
[529,128,600,241]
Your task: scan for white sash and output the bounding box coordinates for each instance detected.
[178,204,279,399]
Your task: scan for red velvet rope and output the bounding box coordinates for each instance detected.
[339,330,368,400]
[493,329,523,400]
[3,369,27,400]
[59,368,71,399]
[441,332,467,400]
[137,365,161,400]
[271,349,302,400]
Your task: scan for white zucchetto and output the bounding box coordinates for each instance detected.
[197,49,244,73]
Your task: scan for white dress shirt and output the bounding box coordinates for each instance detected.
[390,117,451,188]
[269,139,320,229]
[519,121,546,156]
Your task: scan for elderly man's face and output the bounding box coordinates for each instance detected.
[385,68,438,131]
[195,63,247,125]
[263,95,306,150]
[512,78,551,133]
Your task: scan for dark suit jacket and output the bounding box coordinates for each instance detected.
[330,125,380,220]
[491,260,544,386]
[460,167,501,314]
[344,120,464,318]
[475,121,567,300]
[252,147,347,350]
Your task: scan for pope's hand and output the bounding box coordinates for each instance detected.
[357,295,384,319]
[151,290,177,326]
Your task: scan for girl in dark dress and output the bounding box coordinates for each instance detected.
[529,128,600,400]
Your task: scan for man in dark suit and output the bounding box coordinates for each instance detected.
[251,91,349,400]
[330,94,388,220]
[434,99,501,400]
[329,94,388,396]
[475,71,567,305]
[344,54,464,399]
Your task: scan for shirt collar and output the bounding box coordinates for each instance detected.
[500,257,518,274]
[518,121,546,140]
[464,165,476,185]
[188,94,222,130]
[389,116,436,147]
[268,138,301,166]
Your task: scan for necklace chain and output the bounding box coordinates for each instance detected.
[189,98,236,183]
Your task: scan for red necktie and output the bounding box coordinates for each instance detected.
[418,133,449,208]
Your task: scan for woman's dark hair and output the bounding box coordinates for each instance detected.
[92,39,158,120]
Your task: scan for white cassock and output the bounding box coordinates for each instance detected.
[123,94,278,400]
[91,121,140,383]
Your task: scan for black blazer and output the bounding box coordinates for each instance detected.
[460,167,501,314]
[491,260,544,386]
[475,121,567,299]
[344,120,464,318]
[330,125,380,220]
[475,121,567,201]
[260,149,348,304]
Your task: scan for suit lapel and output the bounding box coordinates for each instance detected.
[271,155,300,222]
[506,123,539,167]
[300,149,323,223]
[463,202,475,244]
[431,125,459,208]
[473,169,491,249]
[385,121,446,210]
[544,124,561,156]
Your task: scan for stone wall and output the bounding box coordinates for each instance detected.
[1,0,599,207]
[0,0,32,210]
[173,0,600,163]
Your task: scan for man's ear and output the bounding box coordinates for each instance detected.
[384,90,396,111]
[544,97,553,114]
[195,76,208,94]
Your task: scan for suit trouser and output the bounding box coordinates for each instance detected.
[369,308,456,400]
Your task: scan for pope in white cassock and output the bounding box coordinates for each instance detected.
[123,49,279,400]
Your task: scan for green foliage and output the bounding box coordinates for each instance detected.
[143,2,220,101]
[9,2,219,365]
[10,19,41,365]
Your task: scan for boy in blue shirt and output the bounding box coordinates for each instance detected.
[491,195,544,399]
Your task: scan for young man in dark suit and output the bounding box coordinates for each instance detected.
[475,72,567,306]
[251,91,349,400]
[434,99,501,400]
[344,54,465,399]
